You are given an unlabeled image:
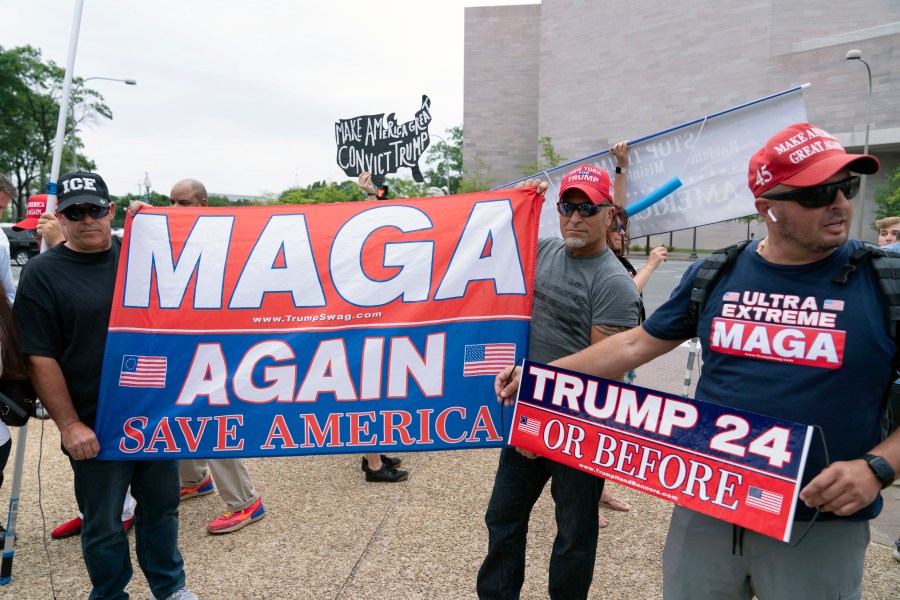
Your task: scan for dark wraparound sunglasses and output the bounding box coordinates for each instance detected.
[763,176,859,209]
[61,205,110,221]
[556,201,611,218]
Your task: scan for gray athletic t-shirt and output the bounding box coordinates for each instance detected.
[529,237,641,364]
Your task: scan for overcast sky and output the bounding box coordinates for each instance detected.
[2,0,537,198]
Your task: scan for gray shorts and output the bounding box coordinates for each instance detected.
[663,506,869,600]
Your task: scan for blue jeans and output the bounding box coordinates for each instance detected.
[71,458,185,600]
[477,447,604,600]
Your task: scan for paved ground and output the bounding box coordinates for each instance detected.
[1,344,897,599]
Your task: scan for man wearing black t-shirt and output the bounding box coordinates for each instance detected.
[14,172,196,600]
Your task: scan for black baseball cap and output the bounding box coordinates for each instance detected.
[56,171,111,212]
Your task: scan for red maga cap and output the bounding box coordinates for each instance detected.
[13,194,48,231]
[748,122,879,198]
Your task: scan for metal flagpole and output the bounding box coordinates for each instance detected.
[1,0,86,585]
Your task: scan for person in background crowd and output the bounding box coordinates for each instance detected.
[0,174,19,304]
[876,216,900,247]
[0,262,29,545]
[352,170,409,483]
[129,178,267,533]
[595,141,669,528]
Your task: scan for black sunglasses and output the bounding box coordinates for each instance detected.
[556,201,610,218]
[763,176,860,208]
[61,205,110,221]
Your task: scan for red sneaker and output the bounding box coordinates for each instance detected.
[51,516,83,539]
[207,497,265,534]
[180,474,215,500]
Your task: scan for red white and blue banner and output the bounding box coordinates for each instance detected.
[509,360,814,541]
[94,190,543,459]
[499,86,808,238]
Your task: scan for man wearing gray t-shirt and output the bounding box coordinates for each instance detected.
[477,165,641,600]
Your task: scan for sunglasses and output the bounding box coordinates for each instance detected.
[608,222,624,233]
[556,201,610,218]
[763,176,859,208]
[61,205,110,221]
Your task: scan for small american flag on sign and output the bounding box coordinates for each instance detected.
[517,415,541,436]
[746,486,783,514]
[723,291,740,302]
[463,343,516,377]
[119,355,167,388]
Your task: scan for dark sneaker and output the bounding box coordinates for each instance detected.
[360,454,402,472]
[365,463,408,482]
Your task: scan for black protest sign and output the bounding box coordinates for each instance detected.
[335,95,432,183]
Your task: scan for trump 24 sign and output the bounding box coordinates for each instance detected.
[509,360,814,541]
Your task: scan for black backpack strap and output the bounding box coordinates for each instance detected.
[833,241,900,438]
[833,242,900,346]
[683,240,752,329]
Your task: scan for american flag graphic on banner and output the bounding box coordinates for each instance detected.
[517,415,541,436]
[463,343,516,377]
[119,355,167,388]
[746,486,783,514]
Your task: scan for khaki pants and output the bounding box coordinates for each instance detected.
[179,458,258,511]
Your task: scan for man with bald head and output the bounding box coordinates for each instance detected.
[130,179,266,534]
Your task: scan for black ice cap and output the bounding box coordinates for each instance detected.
[56,171,111,212]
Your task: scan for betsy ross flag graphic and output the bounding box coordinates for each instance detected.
[745,486,783,514]
[463,343,516,377]
[517,415,541,436]
[119,355,167,388]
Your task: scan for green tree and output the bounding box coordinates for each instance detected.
[278,180,360,204]
[0,45,110,218]
[385,176,428,199]
[423,125,463,194]
[874,165,900,223]
[458,156,495,193]
[519,136,566,176]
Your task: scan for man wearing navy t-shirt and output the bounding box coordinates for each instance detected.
[495,123,900,598]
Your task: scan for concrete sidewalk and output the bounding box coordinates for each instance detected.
[2,345,898,599]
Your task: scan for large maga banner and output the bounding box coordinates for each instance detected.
[510,361,814,542]
[502,86,808,238]
[94,190,543,459]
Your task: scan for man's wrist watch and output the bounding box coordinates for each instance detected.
[862,454,896,488]
[615,166,623,174]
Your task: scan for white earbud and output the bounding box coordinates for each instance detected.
[767,209,778,223]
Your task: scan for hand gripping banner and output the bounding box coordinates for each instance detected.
[509,360,814,542]
[95,190,543,459]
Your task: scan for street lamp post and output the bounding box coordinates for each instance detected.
[429,134,452,194]
[143,172,152,204]
[70,76,137,170]
[845,49,872,241]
